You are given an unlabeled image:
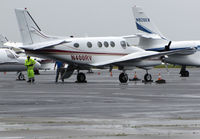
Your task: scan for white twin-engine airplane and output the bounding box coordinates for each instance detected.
[0,48,41,80]
[132,6,200,77]
[15,8,189,83]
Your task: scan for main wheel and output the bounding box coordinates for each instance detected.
[181,70,189,77]
[119,73,128,83]
[144,73,152,82]
[185,71,189,77]
[77,72,86,82]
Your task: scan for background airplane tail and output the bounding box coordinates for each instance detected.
[0,34,8,46]
[132,6,163,37]
[15,8,54,45]
[132,6,168,50]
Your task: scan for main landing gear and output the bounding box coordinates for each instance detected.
[118,71,153,83]
[144,71,152,82]
[76,72,87,83]
[119,72,128,83]
[180,65,189,77]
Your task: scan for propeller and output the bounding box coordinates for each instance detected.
[165,41,171,51]
[161,55,169,73]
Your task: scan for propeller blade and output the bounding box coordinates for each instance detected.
[165,41,172,51]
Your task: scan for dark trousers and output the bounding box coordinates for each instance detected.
[55,68,64,82]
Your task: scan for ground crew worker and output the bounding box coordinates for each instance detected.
[54,61,65,82]
[25,56,36,83]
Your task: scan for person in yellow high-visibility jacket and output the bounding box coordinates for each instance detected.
[25,56,36,83]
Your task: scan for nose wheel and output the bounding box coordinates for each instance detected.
[17,72,25,80]
[119,72,128,83]
[180,66,189,77]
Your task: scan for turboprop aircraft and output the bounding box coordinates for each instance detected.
[14,8,190,83]
[0,48,41,80]
[132,6,200,77]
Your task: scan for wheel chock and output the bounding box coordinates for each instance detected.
[155,73,166,84]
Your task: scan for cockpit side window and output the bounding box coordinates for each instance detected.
[6,50,16,59]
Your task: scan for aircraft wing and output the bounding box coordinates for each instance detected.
[91,49,191,67]
[20,39,70,50]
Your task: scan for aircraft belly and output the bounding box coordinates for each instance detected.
[0,64,26,71]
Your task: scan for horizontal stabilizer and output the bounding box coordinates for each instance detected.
[123,33,163,39]
[20,39,70,50]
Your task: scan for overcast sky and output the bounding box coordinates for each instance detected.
[0,0,200,42]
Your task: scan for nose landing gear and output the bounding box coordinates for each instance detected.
[180,66,189,77]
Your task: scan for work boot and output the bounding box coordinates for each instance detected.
[27,79,31,83]
[32,78,35,83]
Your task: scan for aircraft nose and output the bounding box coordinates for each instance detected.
[34,61,41,69]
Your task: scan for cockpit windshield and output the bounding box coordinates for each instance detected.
[6,50,16,59]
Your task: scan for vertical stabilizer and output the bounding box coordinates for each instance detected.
[132,6,163,37]
[0,34,8,46]
[15,8,52,45]
[132,6,168,50]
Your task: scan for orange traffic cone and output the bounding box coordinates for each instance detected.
[156,73,166,83]
[129,71,140,81]
[110,71,113,77]
[158,73,162,80]
[133,72,137,79]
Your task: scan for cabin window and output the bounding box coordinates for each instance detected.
[120,41,126,49]
[110,41,115,47]
[87,42,92,48]
[104,41,109,47]
[6,50,16,59]
[74,43,79,48]
[97,41,102,48]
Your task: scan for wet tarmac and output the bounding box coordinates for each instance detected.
[0,68,200,139]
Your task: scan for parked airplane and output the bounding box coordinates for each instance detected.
[0,48,41,80]
[14,8,189,83]
[132,6,200,77]
[0,34,54,71]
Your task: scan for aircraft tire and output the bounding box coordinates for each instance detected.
[119,73,128,83]
[77,72,86,83]
[181,71,189,77]
[144,73,152,82]
[18,73,25,80]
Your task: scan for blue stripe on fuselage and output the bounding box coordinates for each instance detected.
[146,46,198,52]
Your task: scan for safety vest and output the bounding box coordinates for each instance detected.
[25,58,36,70]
